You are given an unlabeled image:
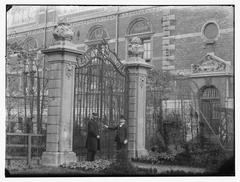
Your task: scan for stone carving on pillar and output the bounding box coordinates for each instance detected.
[53,19,74,42]
[139,75,145,88]
[65,63,74,79]
[76,55,89,67]
[128,36,144,58]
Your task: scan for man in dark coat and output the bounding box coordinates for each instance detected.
[104,115,128,161]
[86,113,100,161]
[26,116,33,133]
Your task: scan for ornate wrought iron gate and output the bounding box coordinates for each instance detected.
[73,42,128,160]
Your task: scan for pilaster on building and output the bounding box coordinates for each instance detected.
[162,8,176,72]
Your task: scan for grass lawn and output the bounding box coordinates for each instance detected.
[7,166,97,177]
[7,163,210,177]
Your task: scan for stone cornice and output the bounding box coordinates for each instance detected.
[175,70,233,79]
[125,32,155,38]
[123,58,153,69]
[42,41,84,56]
[180,72,233,79]
[42,47,83,55]
[163,28,233,40]
[8,21,36,29]
[7,7,160,38]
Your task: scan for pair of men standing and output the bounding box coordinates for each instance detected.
[85,113,128,161]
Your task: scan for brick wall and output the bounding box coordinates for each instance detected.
[172,6,233,70]
[152,36,162,58]
[172,6,233,35]
[7,6,233,70]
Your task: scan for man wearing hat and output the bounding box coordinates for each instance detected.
[104,115,128,161]
[86,113,100,161]
[26,116,33,133]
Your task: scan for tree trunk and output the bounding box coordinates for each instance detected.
[37,71,41,134]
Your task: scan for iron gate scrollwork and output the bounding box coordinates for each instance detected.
[73,40,128,160]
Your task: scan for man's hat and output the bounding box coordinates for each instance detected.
[120,115,125,120]
[92,112,98,117]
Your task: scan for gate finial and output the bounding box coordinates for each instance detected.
[128,36,144,58]
[53,18,74,42]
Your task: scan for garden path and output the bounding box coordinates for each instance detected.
[132,161,207,174]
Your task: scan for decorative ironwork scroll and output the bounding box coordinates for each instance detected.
[73,39,128,160]
[76,39,126,76]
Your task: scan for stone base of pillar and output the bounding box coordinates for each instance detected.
[128,149,148,159]
[41,151,77,167]
[136,148,148,158]
[128,149,136,160]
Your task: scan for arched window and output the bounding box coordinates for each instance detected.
[23,37,38,51]
[126,17,153,62]
[201,86,220,100]
[127,17,152,35]
[86,25,109,45]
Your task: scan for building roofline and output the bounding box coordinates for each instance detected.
[7,6,156,37]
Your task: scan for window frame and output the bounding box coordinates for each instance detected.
[142,37,151,62]
[125,17,154,62]
[201,20,220,44]
[125,35,153,63]
[85,25,110,46]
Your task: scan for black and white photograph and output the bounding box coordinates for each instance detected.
[3,1,237,180]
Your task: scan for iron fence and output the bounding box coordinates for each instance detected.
[145,70,234,153]
[6,42,48,134]
[6,133,46,167]
[6,40,48,165]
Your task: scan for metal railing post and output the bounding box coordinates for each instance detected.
[27,134,32,167]
[198,109,226,150]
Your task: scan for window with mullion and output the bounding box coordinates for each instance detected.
[127,37,152,62]
[142,38,151,62]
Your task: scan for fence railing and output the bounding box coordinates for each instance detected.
[6,133,46,166]
[197,108,233,151]
[198,109,225,148]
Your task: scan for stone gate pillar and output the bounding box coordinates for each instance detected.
[124,37,152,159]
[41,21,83,166]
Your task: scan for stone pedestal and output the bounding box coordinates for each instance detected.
[124,57,152,159]
[41,40,83,166]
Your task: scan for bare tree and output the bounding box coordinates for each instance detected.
[6,40,48,134]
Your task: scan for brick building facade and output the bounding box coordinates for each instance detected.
[7,6,234,143]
